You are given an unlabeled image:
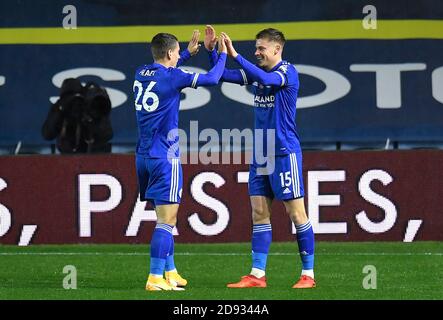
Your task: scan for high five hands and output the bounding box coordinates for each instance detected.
[204,25,217,51]
[187,29,201,56]
[220,32,237,58]
[217,33,227,54]
[204,25,237,58]
[186,25,237,58]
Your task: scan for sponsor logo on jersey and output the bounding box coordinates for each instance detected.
[254,95,275,108]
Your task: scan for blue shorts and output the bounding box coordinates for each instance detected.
[136,155,183,206]
[248,152,305,201]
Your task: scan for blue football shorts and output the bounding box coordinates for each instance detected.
[248,151,305,201]
[136,155,183,206]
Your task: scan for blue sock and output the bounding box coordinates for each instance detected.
[251,224,272,271]
[150,223,173,276]
[295,220,315,270]
[165,233,176,272]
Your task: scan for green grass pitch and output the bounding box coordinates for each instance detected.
[0,242,441,300]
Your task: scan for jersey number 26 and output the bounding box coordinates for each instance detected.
[133,80,159,112]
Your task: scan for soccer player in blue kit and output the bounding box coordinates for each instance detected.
[204,26,316,289]
[134,30,227,291]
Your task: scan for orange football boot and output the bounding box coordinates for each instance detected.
[292,275,316,288]
[227,275,267,288]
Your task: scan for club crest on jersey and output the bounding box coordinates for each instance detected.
[279,64,288,74]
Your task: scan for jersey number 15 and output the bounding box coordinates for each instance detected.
[133,80,159,112]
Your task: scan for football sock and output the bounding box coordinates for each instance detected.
[149,223,173,277]
[165,231,176,272]
[250,267,266,279]
[250,224,272,277]
[295,220,315,278]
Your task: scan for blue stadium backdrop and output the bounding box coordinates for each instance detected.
[0,0,442,149]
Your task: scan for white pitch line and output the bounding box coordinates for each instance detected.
[0,252,441,256]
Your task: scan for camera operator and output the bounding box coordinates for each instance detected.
[42,78,113,153]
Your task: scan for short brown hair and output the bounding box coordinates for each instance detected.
[256,28,286,46]
[151,33,178,60]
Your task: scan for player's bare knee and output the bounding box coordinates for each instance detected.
[156,211,177,226]
[158,215,177,226]
[167,216,177,226]
[283,198,308,225]
[252,207,271,224]
[285,202,307,224]
[287,209,308,225]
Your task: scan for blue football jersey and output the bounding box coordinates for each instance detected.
[133,63,198,158]
[207,51,301,157]
[251,61,301,157]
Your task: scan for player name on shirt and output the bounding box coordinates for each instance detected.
[139,69,156,77]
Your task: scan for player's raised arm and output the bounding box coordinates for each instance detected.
[193,34,227,86]
[177,29,201,67]
[222,32,285,87]
[204,25,249,85]
[172,35,227,90]
[205,25,220,68]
